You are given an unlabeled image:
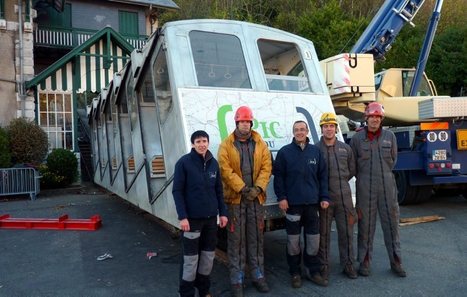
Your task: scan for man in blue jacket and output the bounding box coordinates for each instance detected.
[273,120,330,288]
[173,130,229,297]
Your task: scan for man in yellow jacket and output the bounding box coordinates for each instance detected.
[218,106,272,297]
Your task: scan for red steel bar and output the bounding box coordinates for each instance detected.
[0,214,102,231]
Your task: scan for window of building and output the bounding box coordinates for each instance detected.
[257,39,311,92]
[38,91,74,150]
[190,31,251,89]
[119,10,138,37]
[153,48,172,124]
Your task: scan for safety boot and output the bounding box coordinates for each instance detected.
[358,261,370,277]
[230,283,243,297]
[291,274,302,288]
[391,263,407,277]
[343,263,358,279]
[321,265,329,281]
[252,278,270,293]
[307,272,328,287]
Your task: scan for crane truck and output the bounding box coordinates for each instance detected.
[320,0,467,204]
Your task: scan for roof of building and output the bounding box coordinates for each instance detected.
[107,0,179,9]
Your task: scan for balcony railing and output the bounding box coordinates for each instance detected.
[34,26,148,50]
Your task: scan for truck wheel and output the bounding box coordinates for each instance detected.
[394,170,419,205]
[415,186,433,203]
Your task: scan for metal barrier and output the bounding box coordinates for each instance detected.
[0,168,40,200]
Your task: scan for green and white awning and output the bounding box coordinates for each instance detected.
[26,27,135,93]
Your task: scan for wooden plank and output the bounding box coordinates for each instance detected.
[399,215,445,226]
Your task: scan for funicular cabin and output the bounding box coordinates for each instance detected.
[88,19,340,230]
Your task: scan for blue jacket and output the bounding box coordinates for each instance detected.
[273,139,330,205]
[173,148,227,220]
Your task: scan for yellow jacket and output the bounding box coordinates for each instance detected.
[218,130,272,205]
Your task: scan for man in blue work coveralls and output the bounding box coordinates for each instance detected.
[173,130,229,297]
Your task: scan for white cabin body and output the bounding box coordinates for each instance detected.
[88,19,342,229]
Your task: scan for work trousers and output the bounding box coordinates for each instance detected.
[179,217,217,297]
[318,202,357,269]
[357,193,402,266]
[285,204,321,276]
[227,199,265,285]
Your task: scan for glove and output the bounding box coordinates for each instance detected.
[245,186,261,201]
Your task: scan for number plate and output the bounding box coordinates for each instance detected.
[432,150,447,161]
[457,129,467,150]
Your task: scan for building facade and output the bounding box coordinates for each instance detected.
[0,0,177,149]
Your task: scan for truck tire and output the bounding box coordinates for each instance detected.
[415,186,433,203]
[394,170,419,205]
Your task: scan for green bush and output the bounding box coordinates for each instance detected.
[46,148,78,186]
[7,118,48,165]
[38,163,66,189]
[0,126,11,168]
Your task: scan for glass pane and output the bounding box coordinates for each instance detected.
[64,94,72,112]
[56,95,64,112]
[39,93,47,111]
[49,132,57,149]
[190,31,251,89]
[258,39,311,92]
[140,71,155,103]
[153,49,172,124]
[57,113,64,128]
[48,113,56,126]
[65,113,72,130]
[65,132,73,150]
[48,94,55,111]
[40,113,47,126]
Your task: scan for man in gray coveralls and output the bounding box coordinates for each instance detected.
[317,112,358,282]
[349,102,406,278]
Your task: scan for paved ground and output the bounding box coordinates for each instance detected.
[1,184,466,297]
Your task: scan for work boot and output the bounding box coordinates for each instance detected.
[391,263,407,277]
[230,283,243,297]
[321,265,329,281]
[252,278,270,293]
[307,272,328,287]
[291,274,302,288]
[343,264,358,279]
[358,261,370,277]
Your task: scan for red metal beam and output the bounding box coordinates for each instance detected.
[0,214,102,231]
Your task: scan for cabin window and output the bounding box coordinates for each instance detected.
[257,39,311,92]
[402,70,433,96]
[38,91,74,151]
[153,48,172,124]
[139,69,155,104]
[126,75,138,131]
[189,31,251,89]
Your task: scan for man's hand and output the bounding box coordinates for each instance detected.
[245,186,261,201]
[320,201,330,209]
[179,218,190,232]
[278,199,289,211]
[219,216,228,228]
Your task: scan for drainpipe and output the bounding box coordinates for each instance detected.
[18,0,25,117]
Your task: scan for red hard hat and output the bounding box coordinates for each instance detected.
[234,106,254,122]
[365,102,385,118]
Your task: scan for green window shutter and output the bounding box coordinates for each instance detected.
[45,3,71,28]
[119,11,138,37]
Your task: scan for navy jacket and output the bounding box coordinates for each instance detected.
[273,139,330,205]
[173,148,227,220]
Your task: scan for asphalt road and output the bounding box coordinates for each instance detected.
[1,185,466,297]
